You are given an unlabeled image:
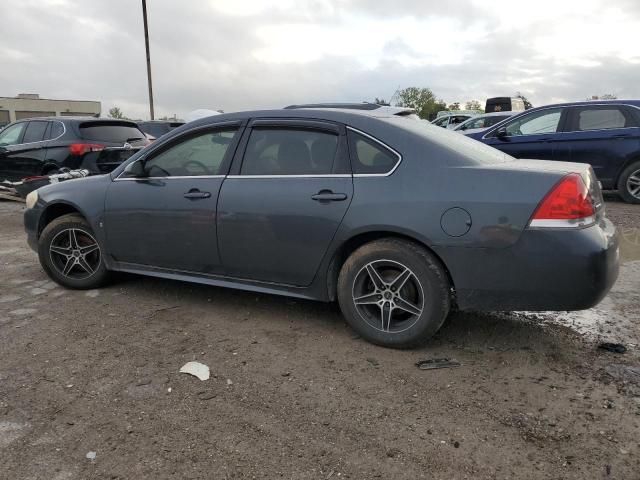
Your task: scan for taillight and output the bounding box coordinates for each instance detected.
[69,143,105,156]
[529,173,595,228]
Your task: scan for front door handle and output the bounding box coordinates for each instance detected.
[184,189,211,199]
[311,190,348,202]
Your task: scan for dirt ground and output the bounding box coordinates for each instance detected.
[1,197,639,480]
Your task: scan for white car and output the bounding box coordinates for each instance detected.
[431,113,475,129]
[453,112,515,135]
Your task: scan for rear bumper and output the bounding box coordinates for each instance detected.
[436,218,620,311]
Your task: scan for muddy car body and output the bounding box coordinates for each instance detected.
[24,109,619,347]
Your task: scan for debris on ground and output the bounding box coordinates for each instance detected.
[415,358,461,370]
[598,343,627,354]
[86,451,96,461]
[604,364,640,397]
[179,361,210,381]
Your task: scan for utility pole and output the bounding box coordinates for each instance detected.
[142,0,154,120]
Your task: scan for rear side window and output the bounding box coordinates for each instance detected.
[22,121,49,143]
[80,122,145,144]
[241,128,338,175]
[347,130,399,175]
[49,121,64,139]
[577,108,630,131]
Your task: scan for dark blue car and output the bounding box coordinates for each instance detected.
[467,100,640,203]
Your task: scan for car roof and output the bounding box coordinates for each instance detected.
[285,103,417,117]
[10,116,139,124]
[530,99,640,109]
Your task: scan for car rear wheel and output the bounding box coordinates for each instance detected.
[337,239,451,348]
[618,161,640,204]
[38,214,109,289]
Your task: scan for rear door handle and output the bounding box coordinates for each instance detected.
[184,189,211,199]
[311,191,348,202]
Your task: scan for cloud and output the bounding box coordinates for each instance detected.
[0,0,638,119]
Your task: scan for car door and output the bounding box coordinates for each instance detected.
[217,119,353,286]
[482,107,568,160]
[0,122,28,180]
[104,123,243,273]
[7,120,50,178]
[559,104,640,188]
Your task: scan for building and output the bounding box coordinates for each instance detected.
[0,94,101,127]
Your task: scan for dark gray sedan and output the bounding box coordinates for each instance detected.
[24,109,619,348]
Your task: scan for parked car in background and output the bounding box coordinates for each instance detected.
[0,117,148,181]
[137,120,184,141]
[454,112,515,135]
[467,100,640,203]
[24,108,618,348]
[431,111,478,129]
[485,97,526,113]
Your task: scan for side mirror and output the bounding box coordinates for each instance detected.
[495,127,508,138]
[123,158,147,178]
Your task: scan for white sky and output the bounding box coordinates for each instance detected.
[1,0,638,119]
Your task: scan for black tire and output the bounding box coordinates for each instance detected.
[337,239,451,348]
[38,214,109,290]
[617,161,640,204]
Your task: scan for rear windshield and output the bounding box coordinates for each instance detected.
[79,122,146,143]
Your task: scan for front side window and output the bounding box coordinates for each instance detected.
[347,130,399,175]
[241,128,338,175]
[577,108,629,131]
[503,108,562,136]
[0,122,26,146]
[22,121,49,143]
[432,117,449,128]
[142,129,237,177]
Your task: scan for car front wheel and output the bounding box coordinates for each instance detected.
[38,214,109,289]
[337,239,451,348]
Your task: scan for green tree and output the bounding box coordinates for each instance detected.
[515,92,534,109]
[448,102,461,111]
[108,107,127,119]
[373,97,390,106]
[465,100,482,110]
[394,87,447,120]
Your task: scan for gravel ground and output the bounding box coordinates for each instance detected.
[1,199,639,479]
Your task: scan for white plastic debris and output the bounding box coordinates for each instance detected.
[86,451,96,460]
[179,361,210,381]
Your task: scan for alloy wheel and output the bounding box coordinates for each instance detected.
[49,228,101,280]
[627,168,640,200]
[351,259,425,333]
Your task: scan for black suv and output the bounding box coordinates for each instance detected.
[137,120,184,141]
[0,117,148,181]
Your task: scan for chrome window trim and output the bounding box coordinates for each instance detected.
[346,126,402,177]
[226,174,352,179]
[114,175,226,181]
[2,119,66,147]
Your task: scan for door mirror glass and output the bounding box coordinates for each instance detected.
[495,126,507,138]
